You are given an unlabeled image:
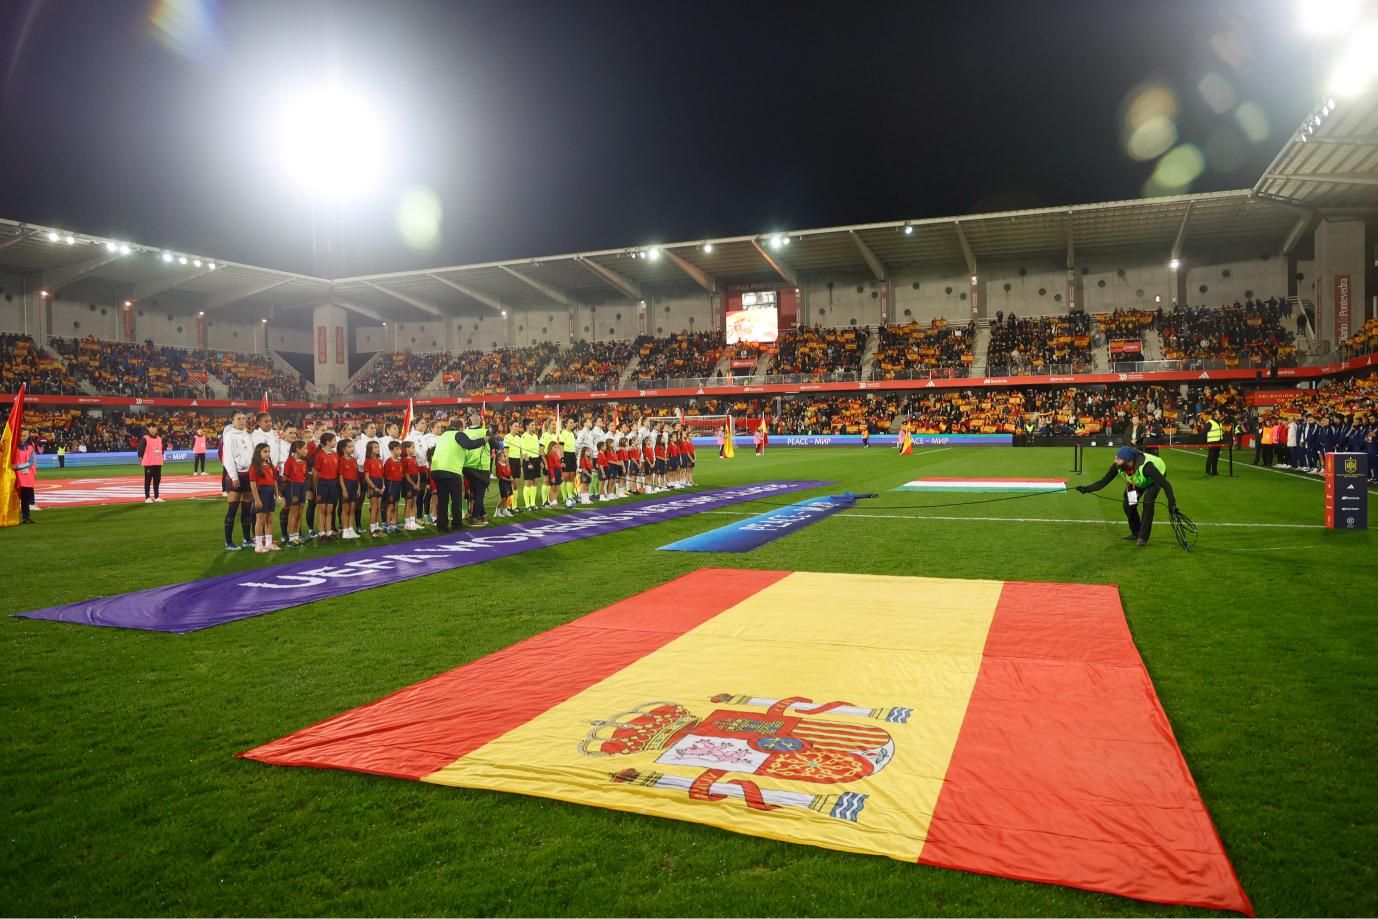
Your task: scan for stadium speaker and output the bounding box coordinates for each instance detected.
[856,285,864,293]
[88,303,96,312]
[656,327,663,334]
[1136,289,1144,298]
[827,281,834,289]
[1055,293,1062,302]
[1097,279,1106,288]
[583,326,590,333]
[1003,282,1012,292]
[73,321,80,330]
[850,318,858,325]
[1019,267,1027,276]
[945,286,953,295]
[615,313,622,320]
[541,328,547,334]
[903,309,912,317]
[664,305,670,313]
[1038,288,1047,296]
[871,291,879,299]
[912,282,919,289]
[1080,266,1090,275]
[100,308,107,316]
[178,327,184,334]
[1199,285,1208,294]
[1296,272,1305,281]
[960,293,967,301]
[517,325,524,332]
[1221,269,1231,278]
[1245,290,1253,299]
[1117,268,1126,278]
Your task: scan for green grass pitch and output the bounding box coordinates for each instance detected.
[2,446,1375,916]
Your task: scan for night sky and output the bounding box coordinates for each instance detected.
[0,0,1315,277]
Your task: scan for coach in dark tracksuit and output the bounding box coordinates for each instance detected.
[1075,446,1177,547]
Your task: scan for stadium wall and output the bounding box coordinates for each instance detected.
[0,270,29,332]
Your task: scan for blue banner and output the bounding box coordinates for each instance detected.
[657,494,858,553]
[15,481,831,632]
[34,449,201,468]
[690,434,1012,447]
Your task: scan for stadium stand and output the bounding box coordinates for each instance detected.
[47,337,208,398]
[1157,297,1298,368]
[985,312,1094,375]
[1,334,78,395]
[632,331,725,382]
[1344,317,1378,358]
[200,350,310,400]
[541,339,637,386]
[773,393,899,434]
[349,350,452,394]
[443,343,557,393]
[768,326,868,378]
[870,319,974,380]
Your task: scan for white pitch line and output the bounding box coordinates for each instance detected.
[1166,447,1378,493]
[702,509,1326,529]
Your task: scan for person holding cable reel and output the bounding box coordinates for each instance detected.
[1075,446,1190,548]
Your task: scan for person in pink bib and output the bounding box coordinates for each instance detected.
[192,430,208,476]
[13,427,37,524]
[138,422,165,503]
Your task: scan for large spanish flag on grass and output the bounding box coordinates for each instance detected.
[242,569,1250,914]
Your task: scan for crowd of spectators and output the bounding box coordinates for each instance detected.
[870,319,974,380]
[48,337,207,398]
[22,408,217,453]
[1157,297,1297,368]
[201,351,310,400]
[541,340,637,387]
[349,350,452,395]
[443,343,557,393]
[985,311,1094,375]
[1,334,78,395]
[772,393,899,435]
[633,331,725,382]
[768,326,868,377]
[1343,317,1378,358]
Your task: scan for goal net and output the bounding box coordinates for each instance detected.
[650,413,734,443]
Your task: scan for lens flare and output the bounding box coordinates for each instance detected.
[396,185,443,251]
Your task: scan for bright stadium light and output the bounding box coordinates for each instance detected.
[769,235,783,249]
[124,300,133,307]
[119,244,130,255]
[1169,258,1181,270]
[904,224,914,235]
[702,243,713,253]
[1327,21,1378,97]
[105,241,117,253]
[64,235,75,245]
[647,247,661,260]
[161,252,173,262]
[39,289,49,298]
[193,259,202,267]
[46,231,59,242]
[178,256,188,265]
[198,311,205,317]
[271,83,386,201]
[1297,0,1362,36]
[781,236,790,245]
[208,262,216,270]
[500,309,507,318]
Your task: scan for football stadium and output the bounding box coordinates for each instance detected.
[2,2,1376,916]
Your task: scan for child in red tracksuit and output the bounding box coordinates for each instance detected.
[495,448,514,518]
[545,439,563,508]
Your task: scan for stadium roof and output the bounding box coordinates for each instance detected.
[4,102,1376,327]
[1254,91,1378,210]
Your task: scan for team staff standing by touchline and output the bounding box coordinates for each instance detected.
[1075,446,1178,547]
[1200,410,1225,476]
[137,422,165,503]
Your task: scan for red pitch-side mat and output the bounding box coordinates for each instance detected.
[242,570,1251,914]
[32,475,223,507]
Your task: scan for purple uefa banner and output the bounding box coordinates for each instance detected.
[14,481,829,633]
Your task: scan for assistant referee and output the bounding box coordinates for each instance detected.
[1075,446,1178,547]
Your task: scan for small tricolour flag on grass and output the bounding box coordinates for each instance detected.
[895,477,1066,493]
[242,568,1251,914]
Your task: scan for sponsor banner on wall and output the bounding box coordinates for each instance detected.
[33,449,200,469]
[1334,274,1351,343]
[317,326,327,364]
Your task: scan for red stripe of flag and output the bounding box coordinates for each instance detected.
[240,569,791,780]
[920,581,1253,915]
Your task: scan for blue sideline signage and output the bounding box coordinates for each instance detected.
[35,449,199,468]
[689,433,1012,448]
[657,494,858,553]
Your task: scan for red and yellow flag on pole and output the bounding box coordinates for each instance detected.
[0,384,26,527]
[243,569,1251,914]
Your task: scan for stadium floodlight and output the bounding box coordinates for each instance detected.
[193,259,202,267]
[208,262,216,270]
[198,311,205,317]
[161,252,173,262]
[119,244,130,255]
[1169,258,1181,270]
[647,247,661,260]
[271,83,386,201]
[64,235,75,245]
[904,224,914,235]
[500,309,507,318]
[1297,0,1362,36]
[1327,22,1378,97]
[105,242,117,253]
[39,289,49,298]
[702,243,713,253]
[178,256,188,265]
[782,236,790,245]
[124,300,133,307]
[971,274,979,283]
[769,235,783,249]
[46,231,59,242]
[261,318,268,324]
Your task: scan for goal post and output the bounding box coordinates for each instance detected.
[672,414,734,445]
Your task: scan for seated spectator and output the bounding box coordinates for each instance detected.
[443,343,557,393]
[986,312,1093,375]
[542,340,636,386]
[1157,297,1297,368]
[1,333,79,395]
[633,331,726,382]
[349,351,453,394]
[769,326,868,378]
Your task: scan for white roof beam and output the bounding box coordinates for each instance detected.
[953,221,977,274]
[1065,215,1076,271]
[1171,201,1194,261]
[0,229,40,253]
[362,280,446,317]
[749,240,799,287]
[662,248,716,294]
[427,273,505,313]
[1262,172,1378,188]
[500,265,577,306]
[1280,211,1317,257]
[576,256,643,300]
[42,251,121,293]
[128,265,216,303]
[334,299,385,322]
[848,231,886,282]
[203,277,295,313]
